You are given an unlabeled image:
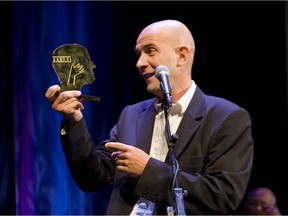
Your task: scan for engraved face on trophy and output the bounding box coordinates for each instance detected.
[52,44,95,91]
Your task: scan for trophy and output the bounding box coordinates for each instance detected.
[52,44,100,102]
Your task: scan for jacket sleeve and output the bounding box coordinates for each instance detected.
[60,118,116,191]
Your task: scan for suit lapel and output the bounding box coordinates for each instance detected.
[173,114,201,157]
[172,86,205,158]
[136,99,157,154]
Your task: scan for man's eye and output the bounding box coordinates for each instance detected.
[81,58,89,63]
[147,48,156,55]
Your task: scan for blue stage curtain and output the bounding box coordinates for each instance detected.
[9,1,135,214]
[0,1,150,214]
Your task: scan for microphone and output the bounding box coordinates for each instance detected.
[154,65,172,108]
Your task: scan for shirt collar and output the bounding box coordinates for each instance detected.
[176,80,196,115]
[154,80,196,115]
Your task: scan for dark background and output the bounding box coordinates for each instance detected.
[1,1,287,215]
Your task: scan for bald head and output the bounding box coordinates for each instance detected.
[247,187,277,205]
[137,20,195,56]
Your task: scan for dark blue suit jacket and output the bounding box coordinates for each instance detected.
[61,86,254,215]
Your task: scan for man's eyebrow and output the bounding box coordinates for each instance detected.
[143,43,156,48]
[135,43,156,52]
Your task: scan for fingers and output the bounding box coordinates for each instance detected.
[45,85,82,109]
[105,142,129,152]
[106,143,129,164]
[52,97,84,112]
[111,151,122,158]
[45,85,82,104]
[45,85,61,103]
[112,151,129,173]
[52,90,81,105]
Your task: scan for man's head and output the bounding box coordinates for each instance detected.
[135,19,195,101]
[52,44,96,91]
[245,187,280,215]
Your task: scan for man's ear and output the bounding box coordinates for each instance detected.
[176,46,189,66]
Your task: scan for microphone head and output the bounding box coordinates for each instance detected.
[154,65,169,78]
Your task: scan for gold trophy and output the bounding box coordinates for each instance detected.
[52,44,100,102]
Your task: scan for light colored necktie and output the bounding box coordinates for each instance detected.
[156,103,182,116]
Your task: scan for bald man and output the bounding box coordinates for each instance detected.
[245,187,282,215]
[46,19,254,215]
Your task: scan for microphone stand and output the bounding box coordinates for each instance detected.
[161,101,187,216]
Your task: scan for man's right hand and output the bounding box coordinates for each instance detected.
[45,85,84,126]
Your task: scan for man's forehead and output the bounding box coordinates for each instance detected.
[135,35,175,51]
[136,36,158,46]
[250,193,272,203]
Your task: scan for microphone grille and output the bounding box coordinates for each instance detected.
[154,65,169,78]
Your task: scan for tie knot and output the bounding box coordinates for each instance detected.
[155,103,182,116]
[170,103,182,116]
